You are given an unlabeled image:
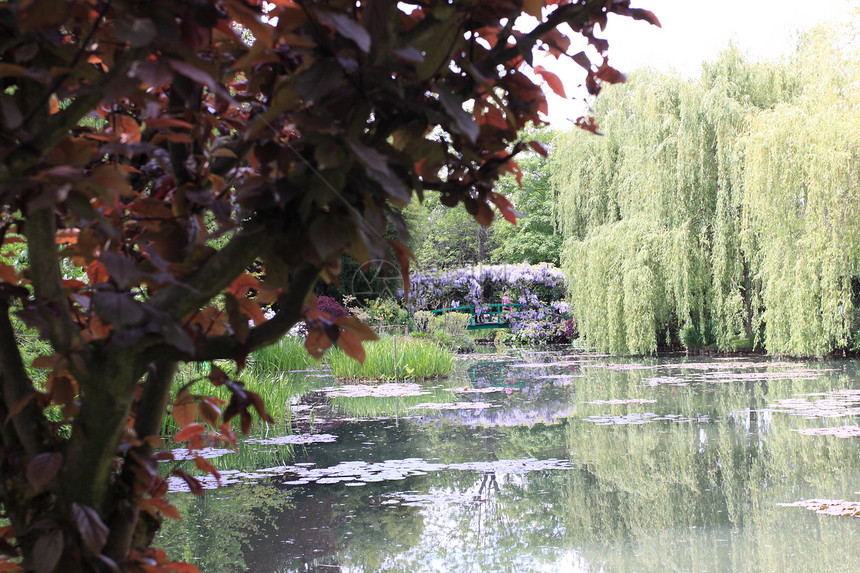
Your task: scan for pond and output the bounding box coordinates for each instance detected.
[157,350,860,572]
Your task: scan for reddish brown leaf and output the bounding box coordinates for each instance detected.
[227,273,259,297]
[32,530,63,573]
[30,355,54,369]
[528,140,548,157]
[630,8,661,27]
[54,228,79,245]
[246,390,274,424]
[0,262,17,283]
[473,201,495,227]
[152,451,175,462]
[208,365,229,386]
[112,115,141,144]
[198,397,222,428]
[170,469,204,495]
[338,330,366,364]
[48,373,77,411]
[387,240,415,302]
[489,192,518,225]
[26,452,63,492]
[193,456,221,486]
[575,115,604,136]
[305,329,332,360]
[172,391,198,428]
[541,28,571,58]
[334,316,378,341]
[534,66,566,98]
[85,260,109,285]
[174,423,206,443]
[71,503,108,556]
[570,51,592,71]
[147,496,182,520]
[596,65,626,84]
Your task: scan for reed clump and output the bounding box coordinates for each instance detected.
[326,335,454,380]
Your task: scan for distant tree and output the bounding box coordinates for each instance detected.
[490,128,562,266]
[0,0,653,569]
[554,29,860,356]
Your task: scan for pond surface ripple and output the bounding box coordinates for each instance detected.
[158,350,860,572]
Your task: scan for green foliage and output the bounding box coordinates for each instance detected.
[555,28,860,357]
[348,297,410,329]
[326,336,454,380]
[411,311,473,351]
[489,129,563,266]
[410,195,490,269]
[408,127,563,270]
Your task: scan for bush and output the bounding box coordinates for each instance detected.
[350,297,410,330]
[411,310,473,351]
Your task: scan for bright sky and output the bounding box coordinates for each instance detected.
[542,0,858,124]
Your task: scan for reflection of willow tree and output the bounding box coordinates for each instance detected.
[157,483,293,572]
[325,487,426,572]
[560,364,860,571]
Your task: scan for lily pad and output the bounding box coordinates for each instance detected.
[777,499,860,517]
[793,426,860,438]
[407,401,495,410]
[769,389,860,418]
[244,433,338,446]
[444,386,518,394]
[583,399,658,405]
[316,382,430,398]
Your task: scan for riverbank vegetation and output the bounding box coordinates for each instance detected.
[327,336,455,380]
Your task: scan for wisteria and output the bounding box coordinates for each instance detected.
[408,263,572,344]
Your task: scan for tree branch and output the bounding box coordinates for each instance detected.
[142,263,320,363]
[148,224,270,319]
[19,2,110,132]
[26,208,83,356]
[483,1,602,72]
[105,360,177,565]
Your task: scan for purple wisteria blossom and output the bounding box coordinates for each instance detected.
[408,263,573,344]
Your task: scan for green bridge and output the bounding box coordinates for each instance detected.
[429,303,522,330]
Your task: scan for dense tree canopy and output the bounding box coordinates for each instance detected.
[0,0,655,570]
[408,128,562,269]
[553,26,860,356]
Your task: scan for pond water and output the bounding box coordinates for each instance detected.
[157,350,860,572]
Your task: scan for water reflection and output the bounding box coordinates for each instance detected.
[158,352,860,572]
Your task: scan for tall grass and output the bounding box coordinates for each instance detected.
[162,353,329,435]
[326,335,454,380]
[247,336,320,374]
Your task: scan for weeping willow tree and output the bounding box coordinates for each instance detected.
[740,28,860,356]
[554,26,860,356]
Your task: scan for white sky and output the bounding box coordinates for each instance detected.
[540,0,858,124]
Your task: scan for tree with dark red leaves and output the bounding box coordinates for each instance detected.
[0,1,656,570]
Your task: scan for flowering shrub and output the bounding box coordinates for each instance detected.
[409,263,572,345]
[316,295,351,320]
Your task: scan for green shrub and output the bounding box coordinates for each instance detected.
[411,311,473,351]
